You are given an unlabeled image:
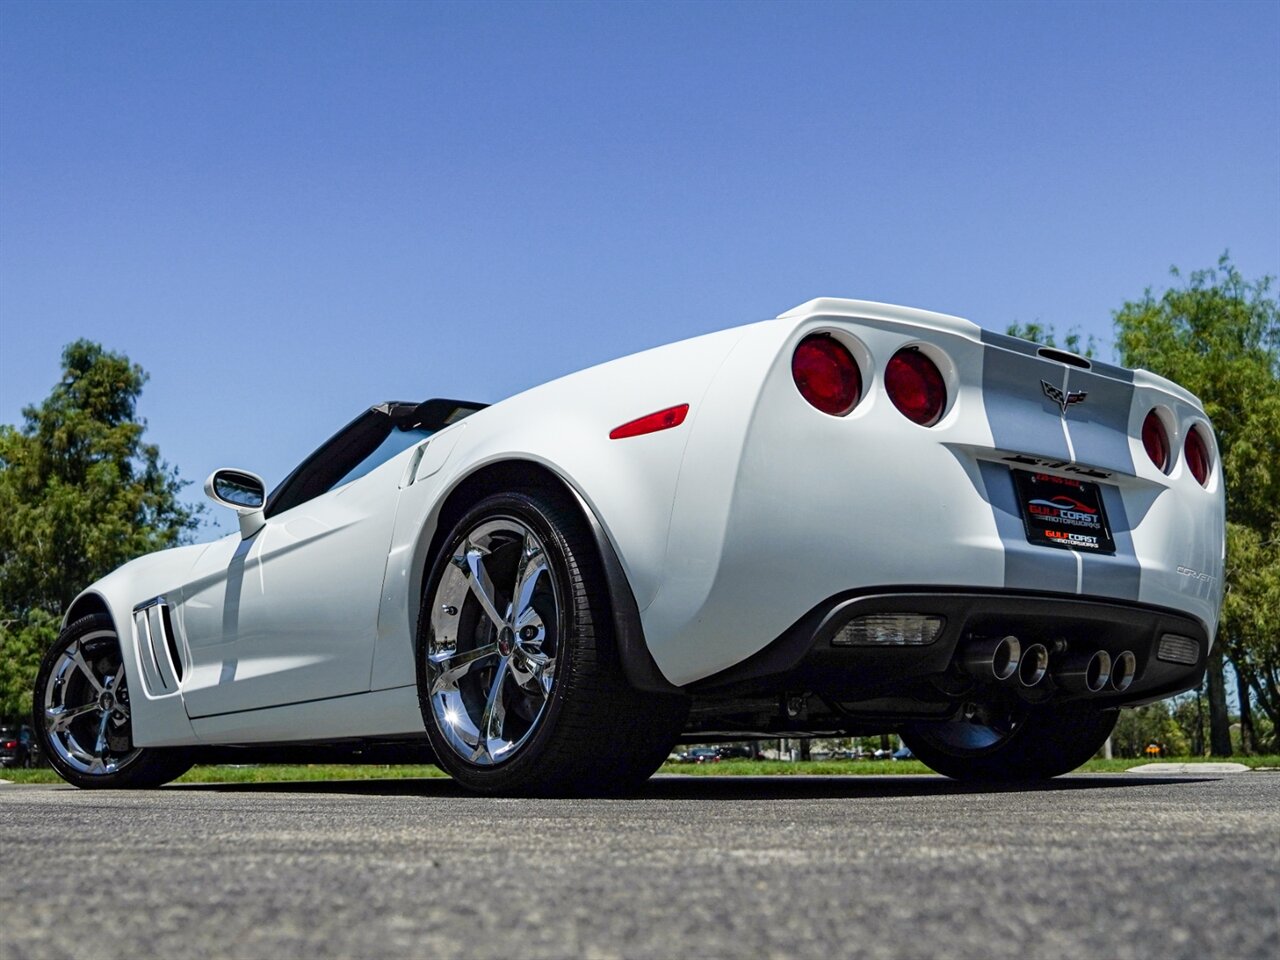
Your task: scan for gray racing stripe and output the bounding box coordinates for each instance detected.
[1079,483,1141,600]
[1065,367,1142,601]
[1082,357,1134,383]
[977,331,1142,601]
[1063,368,1135,475]
[977,460,1078,593]
[980,330,1042,356]
[980,337,1072,462]
[982,329,1134,383]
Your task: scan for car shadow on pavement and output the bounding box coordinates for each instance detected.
[168,773,1217,800]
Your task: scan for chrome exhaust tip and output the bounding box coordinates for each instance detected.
[1017,643,1050,687]
[1111,651,1137,692]
[960,635,1021,682]
[1057,649,1112,694]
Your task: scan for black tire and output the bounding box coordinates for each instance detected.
[416,489,687,796]
[33,613,193,789]
[901,701,1118,781]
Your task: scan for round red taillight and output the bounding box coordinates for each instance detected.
[885,348,947,426]
[1185,426,1211,486]
[792,335,861,416]
[1141,410,1170,472]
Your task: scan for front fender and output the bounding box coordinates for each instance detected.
[61,539,229,748]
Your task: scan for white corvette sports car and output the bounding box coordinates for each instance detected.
[35,298,1225,794]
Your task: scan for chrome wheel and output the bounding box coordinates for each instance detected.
[41,626,141,776]
[426,516,560,766]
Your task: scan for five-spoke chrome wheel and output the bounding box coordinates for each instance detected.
[40,623,141,776]
[426,516,560,766]
[34,613,193,789]
[418,490,689,796]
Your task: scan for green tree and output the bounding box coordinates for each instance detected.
[1112,701,1191,758]
[0,341,201,720]
[1114,255,1280,754]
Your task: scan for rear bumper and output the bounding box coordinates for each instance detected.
[688,587,1208,707]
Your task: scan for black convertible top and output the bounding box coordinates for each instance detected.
[376,398,488,431]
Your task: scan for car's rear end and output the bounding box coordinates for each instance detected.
[0,727,29,769]
[640,299,1223,772]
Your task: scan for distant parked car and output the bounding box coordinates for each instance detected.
[0,725,33,769]
[680,747,722,764]
[831,748,863,760]
[892,746,914,761]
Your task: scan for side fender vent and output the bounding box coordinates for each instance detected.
[132,597,184,695]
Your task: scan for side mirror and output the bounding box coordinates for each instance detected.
[204,469,266,539]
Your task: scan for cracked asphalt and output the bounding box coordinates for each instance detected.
[1,773,1277,960]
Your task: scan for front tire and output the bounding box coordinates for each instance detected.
[417,489,687,796]
[901,700,1118,781]
[34,614,193,789]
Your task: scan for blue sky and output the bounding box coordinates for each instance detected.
[2,0,1277,534]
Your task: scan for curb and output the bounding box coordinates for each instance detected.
[1126,762,1250,774]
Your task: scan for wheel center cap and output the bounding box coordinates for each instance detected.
[98,691,115,711]
[498,627,514,657]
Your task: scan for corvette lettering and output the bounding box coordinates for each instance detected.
[1177,565,1218,585]
[1002,455,1111,479]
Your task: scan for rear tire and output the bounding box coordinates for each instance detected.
[417,489,687,796]
[34,614,193,789]
[901,701,1118,781]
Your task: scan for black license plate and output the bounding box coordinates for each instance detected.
[1012,470,1116,554]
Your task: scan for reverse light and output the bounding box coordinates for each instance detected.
[885,348,947,426]
[1184,426,1212,486]
[1142,410,1170,472]
[609,403,689,440]
[792,334,862,416]
[831,614,945,647]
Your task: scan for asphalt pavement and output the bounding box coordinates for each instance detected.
[1,772,1277,960]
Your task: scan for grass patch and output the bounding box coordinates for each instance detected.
[4,754,1277,786]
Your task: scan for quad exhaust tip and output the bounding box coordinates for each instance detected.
[1017,643,1050,687]
[960,635,1021,682]
[959,637,1135,695]
[1058,649,1112,694]
[1111,651,1137,692]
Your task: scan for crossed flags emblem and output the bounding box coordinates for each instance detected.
[1041,379,1088,416]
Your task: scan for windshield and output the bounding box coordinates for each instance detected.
[265,399,486,519]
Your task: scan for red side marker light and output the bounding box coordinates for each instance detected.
[609,403,690,440]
